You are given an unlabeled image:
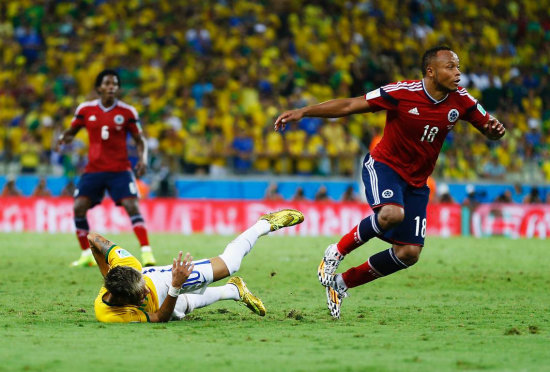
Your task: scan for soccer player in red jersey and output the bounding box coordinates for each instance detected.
[274,46,506,318]
[57,69,157,267]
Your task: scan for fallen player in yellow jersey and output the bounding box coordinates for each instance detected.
[89,209,304,323]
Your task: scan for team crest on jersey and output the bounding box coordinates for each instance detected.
[447,109,459,123]
[382,189,394,198]
[116,249,131,258]
[89,115,97,121]
[114,114,124,125]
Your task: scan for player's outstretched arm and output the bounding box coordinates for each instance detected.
[274,96,373,131]
[481,115,506,140]
[87,232,114,277]
[148,252,194,323]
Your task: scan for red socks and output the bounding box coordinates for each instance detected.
[336,225,363,255]
[341,260,382,288]
[76,229,89,250]
[133,225,149,246]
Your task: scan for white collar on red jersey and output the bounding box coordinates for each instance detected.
[98,99,118,112]
[421,79,449,104]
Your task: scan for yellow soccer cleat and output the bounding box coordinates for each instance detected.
[70,252,97,267]
[141,250,157,267]
[260,209,304,231]
[228,276,266,316]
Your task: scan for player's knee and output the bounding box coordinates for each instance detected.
[394,244,422,266]
[219,250,240,275]
[73,198,90,217]
[122,199,139,215]
[377,205,405,230]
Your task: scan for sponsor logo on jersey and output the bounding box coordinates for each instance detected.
[89,115,97,121]
[114,114,124,124]
[447,109,459,123]
[382,189,394,198]
[408,107,420,115]
[476,103,486,116]
[116,249,132,258]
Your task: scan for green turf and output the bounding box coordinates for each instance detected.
[0,233,548,372]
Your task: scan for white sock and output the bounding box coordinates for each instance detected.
[185,285,240,313]
[335,274,348,291]
[141,245,152,252]
[219,221,270,274]
[81,248,92,257]
[253,219,272,236]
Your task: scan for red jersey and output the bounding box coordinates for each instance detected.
[366,80,489,187]
[71,99,142,173]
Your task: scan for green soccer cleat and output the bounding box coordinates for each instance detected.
[228,276,266,316]
[260,209,304,231]
[141,250,156,267]
[70,252,97,267]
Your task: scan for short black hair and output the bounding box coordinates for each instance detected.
[95,69,121,89]
[421,46,452,77]
[104,266,144,305]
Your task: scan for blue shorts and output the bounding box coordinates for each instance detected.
[75,171,138,207]
[362,153,430,246]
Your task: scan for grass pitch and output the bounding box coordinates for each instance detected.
[0,233,549,371]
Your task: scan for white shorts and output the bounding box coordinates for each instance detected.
[143,259,213,319]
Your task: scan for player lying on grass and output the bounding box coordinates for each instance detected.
[88,209,304,323]
[275,46,506,319]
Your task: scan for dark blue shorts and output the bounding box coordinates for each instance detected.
[75,171,138,207]
[362,153,430,246]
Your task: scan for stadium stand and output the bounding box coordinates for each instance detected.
[1,1,549,193]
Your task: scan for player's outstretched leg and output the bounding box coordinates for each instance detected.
[177,277,265,318]
[176,209,304,297]
[228,276,266,316]
[218,209,304,276]
[318,213,387,283]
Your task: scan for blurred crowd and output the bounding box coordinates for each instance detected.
[1,0,549,182]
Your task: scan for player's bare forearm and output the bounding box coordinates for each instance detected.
[303,97,372,117]
[133,133,148,177]
[148,296,178,323]
[275,96,372,130]
[87,232,113,277]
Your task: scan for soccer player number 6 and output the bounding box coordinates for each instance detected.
[101,125,110,140]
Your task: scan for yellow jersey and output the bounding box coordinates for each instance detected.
[94,245,159,323]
